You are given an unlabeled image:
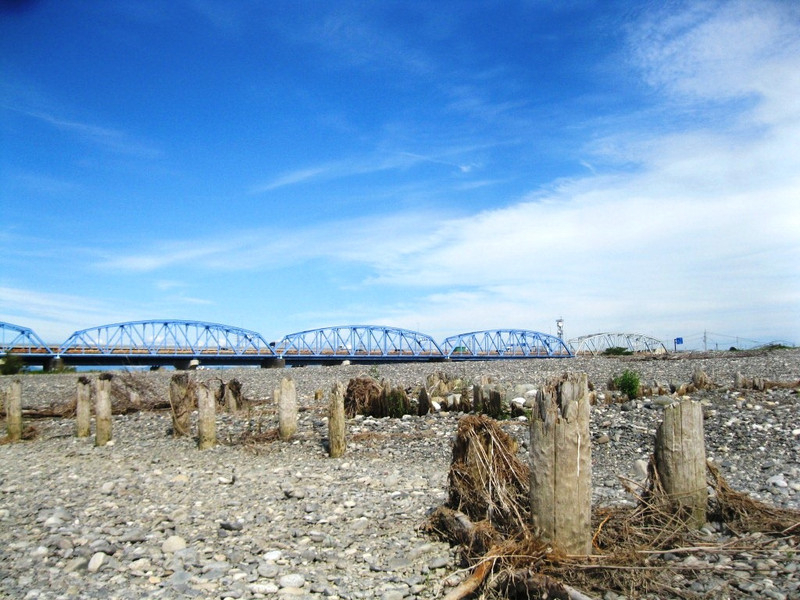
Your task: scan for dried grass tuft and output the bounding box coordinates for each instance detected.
[708,461,800,535]
[344,377,383,418]
[447,414,530,536]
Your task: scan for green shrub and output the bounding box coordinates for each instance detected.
[1,353,25,375]
[386,386,411,418]
[603,346,633,356]
[613,369,640,399]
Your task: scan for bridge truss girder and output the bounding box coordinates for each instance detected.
[58,320,277,359]
[442,329,572,359]
[568,332,668,356]
[275,325,445,362]
[0,321,53,357]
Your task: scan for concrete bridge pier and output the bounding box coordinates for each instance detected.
[45,356,64,372]
[261,358,286,369]
[173,359,200,371]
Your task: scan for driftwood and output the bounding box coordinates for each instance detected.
[428,507,598,600]
[492,570,598,600]
[442,553,496,600]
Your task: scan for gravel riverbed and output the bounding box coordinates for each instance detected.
[1,350,799,600]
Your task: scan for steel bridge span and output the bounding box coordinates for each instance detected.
[53,320,281,369]
[0,321,54,367]
[3,321,667,370]
[442,329,571,359]
[274,325,445,364]
[568,332,668,355]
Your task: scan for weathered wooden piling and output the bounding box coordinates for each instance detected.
[5,379,22,442]
[418,386,431,416]
[654,399,707,529]
[529,373,592,555]
[328,382,346,458]
[169,373,193,437]
[472,385,484,414]
[222,379,242,413]
[75,376,92,438]
[278,376,297,441]
[196,383,216,450]
[95,373,113,447]
[485,385,504,419]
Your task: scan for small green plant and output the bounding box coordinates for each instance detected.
[386,386,410,418]
[368,364,381,379]
[603,346,633,356]
[613,369,641,399]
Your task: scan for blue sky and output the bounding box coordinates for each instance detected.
[1,0,799,351]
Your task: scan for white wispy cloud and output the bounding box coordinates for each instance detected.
[0,287,134,343]
[1,103,162,158]
[249,166,333,193]
[249,152,431,193]
[301,1,800,342]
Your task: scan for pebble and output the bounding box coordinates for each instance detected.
[161,535,187,553]
[1,351,798,600]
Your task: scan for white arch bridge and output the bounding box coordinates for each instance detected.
[567,332,668,355]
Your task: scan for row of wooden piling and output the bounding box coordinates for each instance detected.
[2,374,349,458]
[4,372,706,557]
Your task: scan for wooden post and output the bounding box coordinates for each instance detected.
[691,368,710,390]
[95,373,113,447]
[76,376,92,438]
[169,373,193,437]
[529,373,592,555]
[223,379,242,413]
[328,382,346,458]
[278,377,297,441]
[486,386,503,419]
[654,399,707,529]
[418,386,431,416]
[196,383,216,450]
[6,379,22,442]
[472,385,484,414]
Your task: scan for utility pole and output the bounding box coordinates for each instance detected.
[703,330,707,352]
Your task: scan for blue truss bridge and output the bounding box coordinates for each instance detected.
[0,322,54,367]
[273,325,446,364]
[442,329,571,359]
[2,320,654,370]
